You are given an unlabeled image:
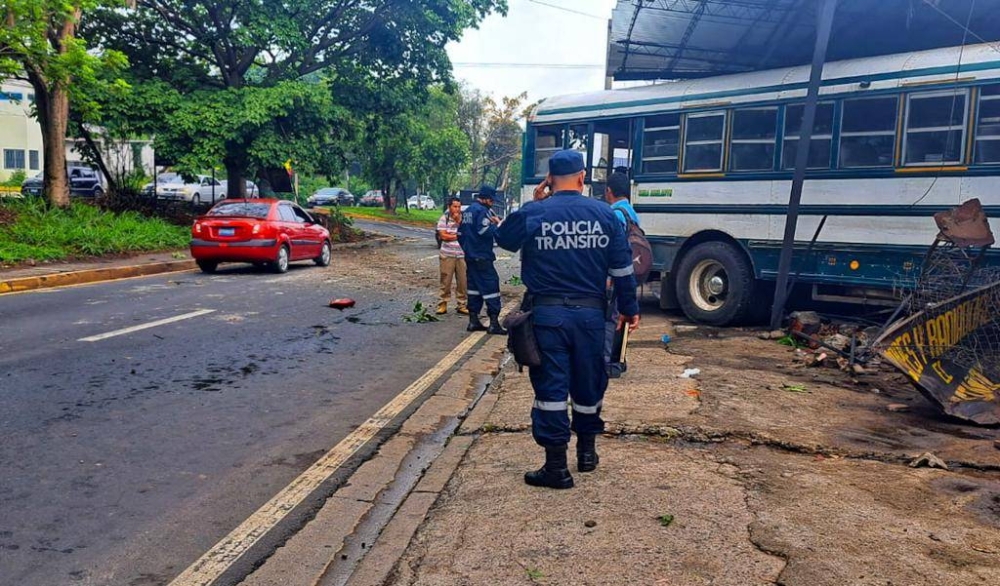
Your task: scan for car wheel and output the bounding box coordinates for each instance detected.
[675,241,755,326]
[314,240,332,267]
[93,186,104,198]
[192,194,202,207]
[272,245,290,274]
[197,260,218,274]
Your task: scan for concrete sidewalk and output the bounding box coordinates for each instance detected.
[367,312,1000,586]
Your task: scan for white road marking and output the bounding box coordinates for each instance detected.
[168,331,487,586]
[78,309,216,342]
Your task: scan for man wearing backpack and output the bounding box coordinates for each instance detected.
[604,171,651,377]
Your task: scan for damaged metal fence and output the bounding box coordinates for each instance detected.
[875,199,1000,424]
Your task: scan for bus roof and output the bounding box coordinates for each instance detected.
[534,43,1000,124]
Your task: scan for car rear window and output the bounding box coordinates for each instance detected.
[208,202,272,218]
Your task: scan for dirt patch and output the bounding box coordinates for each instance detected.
[0,206,16,227]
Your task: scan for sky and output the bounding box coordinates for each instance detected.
[446,0,619,103]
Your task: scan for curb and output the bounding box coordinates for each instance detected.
[0,236,394,296]
[0,259,198,295]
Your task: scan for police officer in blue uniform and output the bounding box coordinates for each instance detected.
[496,150,640,489]
[459,185,507,335]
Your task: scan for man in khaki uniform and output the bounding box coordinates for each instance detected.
[436,197,469,315]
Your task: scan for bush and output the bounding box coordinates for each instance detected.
[1,170,27,188]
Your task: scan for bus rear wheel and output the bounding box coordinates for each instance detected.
[675,241,755,326]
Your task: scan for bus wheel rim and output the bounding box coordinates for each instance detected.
[690,259,729,312]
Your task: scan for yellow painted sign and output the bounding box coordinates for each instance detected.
[876,282,999,424]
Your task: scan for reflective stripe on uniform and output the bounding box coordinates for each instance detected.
[572,400,603,414]
[608,265,634,277]
[533,400,569,411]
[467,290,481,296]
[482,292,501,299]
[477,225,491,235]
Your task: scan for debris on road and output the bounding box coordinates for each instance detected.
[781,383,810,394]
[680,368,701,378]
[887,403,909,413]
[658,514,675,528]
[909,452,949,470]
[329,298,356,310]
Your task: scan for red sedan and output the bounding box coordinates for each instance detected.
[190,199,332,273]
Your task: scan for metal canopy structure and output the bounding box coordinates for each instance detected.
[605,0,1000,328]
[608,0,1000,82]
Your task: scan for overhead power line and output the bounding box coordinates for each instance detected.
[525,0,608,21]
[453,62,604,69]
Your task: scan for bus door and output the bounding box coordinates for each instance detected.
[590,119,633,200]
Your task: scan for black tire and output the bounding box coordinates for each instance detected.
[675,241,755,326]
[197,260,218,274]
[314,240,332,266]
[192,194,202,207]
[93,186,104,198]
[272,245,290,274]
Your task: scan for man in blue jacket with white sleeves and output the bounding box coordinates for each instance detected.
[495,149,640,489]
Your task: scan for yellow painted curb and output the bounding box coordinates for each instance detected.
[0,259,198,295]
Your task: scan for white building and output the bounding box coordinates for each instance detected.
[0,79,154,184]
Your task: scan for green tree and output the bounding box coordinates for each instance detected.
[87,0,506,198]
[0,0,128,207]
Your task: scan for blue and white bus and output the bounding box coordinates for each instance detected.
[522,43,1000,325]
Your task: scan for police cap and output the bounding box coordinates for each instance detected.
[548,149,585,176]
[477,185,497,199]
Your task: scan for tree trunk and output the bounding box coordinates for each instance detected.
[224,155,247,199]
[77,123,117,193]
[42,83,71,208]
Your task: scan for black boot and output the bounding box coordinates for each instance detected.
[577,434,600,472]
[467,314,487,332]
[524,446,574,489]
[487,313,508,335]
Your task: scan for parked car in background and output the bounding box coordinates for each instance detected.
[307,187,354,207]
[190,199,331,274]
[21,165,104,198]
[406,194,436,210]
[359,190,384,207]
[141,175,256,204]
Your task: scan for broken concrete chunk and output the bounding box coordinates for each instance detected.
[909,452,949,470]
[887,403,909,413]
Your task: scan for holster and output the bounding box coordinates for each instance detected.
[503,295,541,370]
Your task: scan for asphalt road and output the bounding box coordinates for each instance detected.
[0,232,479,585]
[351,219,435,240]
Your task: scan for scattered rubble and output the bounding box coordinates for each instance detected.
[909,452,949,470]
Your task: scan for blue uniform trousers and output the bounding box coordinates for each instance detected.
[528,305,608,448]
[466,258,502,316]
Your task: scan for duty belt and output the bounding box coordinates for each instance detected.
[532,296,606,310]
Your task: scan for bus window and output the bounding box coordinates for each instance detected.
[729,108,777,172]
[683,111,726,172]
[782,102,834,170]
[904,90,967,166]
[534,125,564,176]
[568,124,589,155]
[975,85,1000,164]
[840,96,898,168]
[642,114,680,174]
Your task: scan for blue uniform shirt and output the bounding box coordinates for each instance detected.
[458,201,497,261]
[495,191,639,317]
[611,199,640,227]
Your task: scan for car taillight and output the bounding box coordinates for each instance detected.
[194,223,202,234]
[252,223,261,235]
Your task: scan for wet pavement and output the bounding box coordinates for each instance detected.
[0,234,486,586]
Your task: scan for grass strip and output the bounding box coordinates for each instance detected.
[0,199,190,264]
[341,205,441,227]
